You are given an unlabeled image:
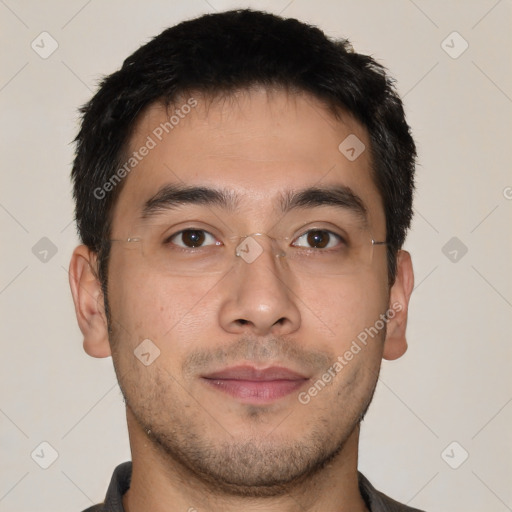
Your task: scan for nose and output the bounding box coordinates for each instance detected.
[218,235,301,337]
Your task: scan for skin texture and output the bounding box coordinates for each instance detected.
[69,87,414,512]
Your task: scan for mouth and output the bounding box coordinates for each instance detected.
[201,365,310,404]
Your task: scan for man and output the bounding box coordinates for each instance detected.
[69,8,420,512]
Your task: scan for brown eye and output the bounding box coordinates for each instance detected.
[170,229,217,248]
[307,230,329,248]
[293,230,341,249]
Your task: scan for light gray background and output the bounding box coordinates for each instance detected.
[1,1,511,511]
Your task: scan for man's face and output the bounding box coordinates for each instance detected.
[104,88,393,494]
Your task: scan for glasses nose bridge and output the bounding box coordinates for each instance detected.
[234,232,286,265]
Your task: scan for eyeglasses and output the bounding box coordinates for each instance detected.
[109,220,386,277]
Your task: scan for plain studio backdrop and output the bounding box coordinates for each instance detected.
[1,1,511,511]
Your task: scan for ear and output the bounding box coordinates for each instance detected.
[69,245,111,358]
[383,250,414,361]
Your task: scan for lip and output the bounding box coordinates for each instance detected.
[201,365,309,404]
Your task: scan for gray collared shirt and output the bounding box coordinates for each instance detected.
[82,462,426,512]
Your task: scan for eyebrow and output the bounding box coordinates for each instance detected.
[141,184,239,219]
[280,185,368,224]
[140,183,368,224]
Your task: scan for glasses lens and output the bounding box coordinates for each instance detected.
[111,217,381,277]
[282,228,375,276]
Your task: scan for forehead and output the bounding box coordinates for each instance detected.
[111,88,385,234]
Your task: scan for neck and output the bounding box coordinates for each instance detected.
[122,408,368,512]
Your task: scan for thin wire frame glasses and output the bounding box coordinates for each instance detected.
[108,221,387,277]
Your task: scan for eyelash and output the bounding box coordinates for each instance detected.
[167,229,220,249]
[166,228,345,251]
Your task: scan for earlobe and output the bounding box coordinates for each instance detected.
[383,250,414,361]
[69,245,111,358]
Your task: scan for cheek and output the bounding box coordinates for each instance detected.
[108,266,219,347]
[296,275,389,354]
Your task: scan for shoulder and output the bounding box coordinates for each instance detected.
[79,461,132,512]
[358,472,426,512]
